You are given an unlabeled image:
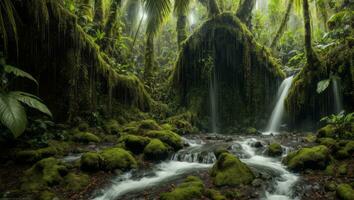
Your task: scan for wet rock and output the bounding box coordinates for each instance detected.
[72,131,101,143]
[117,134,151,154]
[283,145,330,171]
[252,178,263,187]
[80,152,102,171]
[336,184,354,200]
[100,148,137,171]
[210,152,254,186]
[251,141,263,148]
[144,130,183,150]
[267,143,283,157]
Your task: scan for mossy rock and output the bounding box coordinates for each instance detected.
[338,164,348,175]
[143,139,170,161]
[72,131,101,143]
[78,122,90,131]
[283,145,330,171]
[100,148,137,171]
[166,113,198,135]
[245,127,259,135]
[117,134,151,154]
[336,184,354,200]
[80,152,102,171]
[103,119,121,135]
[303,134,317,143]
[16,146,58,163]
[210,152,254,186]
[325,164,335,175]
[122,119,161,135]
[267,143,283,157]
[21,157,68,191]
[318,138,339,150]
[205,189,226,200]
[317,124,337,138]
[63,173,89,191]
[336,141,354,159]
[160,176,204,200]
[145,130,183,150]
[39,191,57,200]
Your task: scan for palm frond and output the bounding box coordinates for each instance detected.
[174,0,191,15]
[143,0,172,36]
[0,0,18,54]
[4,65,38,85]
[0,93,27,137]
[10,91,52,117]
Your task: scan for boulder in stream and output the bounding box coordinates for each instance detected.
[160,176,204,200]
[267,143,283,157]
[143,139,170,161]
[336,183,354,200]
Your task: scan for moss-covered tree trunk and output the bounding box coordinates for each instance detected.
[177,14,187,49]
[78,0,93,25]
[208,0,220,16]
[144,35,155,79]
[303,0,316,66]
[102,0,122,51]
[94,0,104,30]
[270,0,294,49]
[236,0,256,28]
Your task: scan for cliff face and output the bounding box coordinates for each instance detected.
[172,13,285,131]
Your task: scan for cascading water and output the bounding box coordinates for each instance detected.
[332,78,343,114]
[209,69,219,133]
[264,76,294,135]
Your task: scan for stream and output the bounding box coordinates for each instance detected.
[92,134,300,200]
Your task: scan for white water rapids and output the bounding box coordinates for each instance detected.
[92,136,299,200]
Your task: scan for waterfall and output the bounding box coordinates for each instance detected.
[332,78,343,114]
[209,70,218,133]
[264,76,294,135]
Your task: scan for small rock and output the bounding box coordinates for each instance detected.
[252,179,263,187]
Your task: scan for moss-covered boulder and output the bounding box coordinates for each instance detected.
[145,130,183,150]
[103,119,121,135]
[21,157,68,191]
[80,152,102,171]
[143,139,170,161]
[160,176,204,200]
[122,119,161,135]
[336,141,354,159]
[117,134,151,154]
[210,152,254,186]
[283,145,330,171]
[165,112,198,135]
[317,124,337,138]
[100,148,137,171]
[39,191,57,200]
[267,143,283,157]
[16,146,58,163]
[205,189,227,200]
[318,137,339,151]
[172,13,284,130]
[336,184,354,200]
[72,131,101,143]
[63,173,89,191]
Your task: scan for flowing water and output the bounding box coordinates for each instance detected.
[332,78,343,114]
[92,135,299,200]
[264,76,294,135]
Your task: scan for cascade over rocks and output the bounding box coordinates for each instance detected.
[172,13,285,130]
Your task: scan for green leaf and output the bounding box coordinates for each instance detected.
[10,91,52,117]
[4,65,38,85]
[316,79,330,94]
[0,93,27,137]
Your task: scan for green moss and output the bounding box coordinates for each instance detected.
[39,191,57,200]
[245,127,258,135]
[325,164,335,175]
[317,125,337,138]
[210,152,254,186]
[283,145,330,171]
[145,130,183,150]
[63,173,89,191]
[205,189,226,200]
[73,131,101,143]
[16,146,58,163]
[103,119,121,134]
[100,148,137,171]
[325,181,337,192]
[117,134,151,154]
[160,176,204,200]
[166,112,198,135]
[122,119,161,134]
[160,123,174,131]
[304,134,317,143]
[21,157,68,191]
[336,184,354,200]
[318,138,339,150]
[336,141,354,159]
[78,122,90,131]
[80,152,102,171]
[338,164,348,175]
[143,139,170,161]
[267,143,283,157]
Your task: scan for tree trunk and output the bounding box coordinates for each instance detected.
[102,0,121,50]
[270,0,294,49]
[93,0,104,30]
[236,0,256,29]
[177,14,187,50]
[303,0,316,66]
[208,0,220,17]
[144,35,155,80]
[78,0,93,25]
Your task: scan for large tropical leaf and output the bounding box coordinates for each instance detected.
[316,79,330,94]
[10,91,52,117]
[0,93,27,137]
[4,64,38,85]
[143,0,172,36]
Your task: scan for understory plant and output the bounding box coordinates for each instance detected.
[0,56,52,137]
